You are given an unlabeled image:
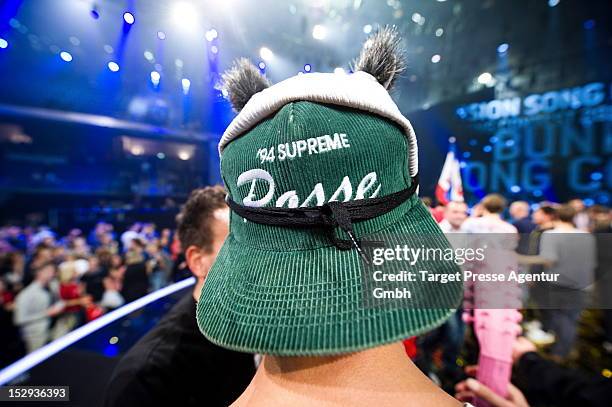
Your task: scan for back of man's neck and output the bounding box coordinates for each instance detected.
[232,342,460,407]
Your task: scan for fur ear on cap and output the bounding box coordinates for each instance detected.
[351,26,406,90]
[222,58,271,112]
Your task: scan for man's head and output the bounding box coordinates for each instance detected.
[196,28,462,356]
[589,205,611,231]
[34,261,56,285]
[568,198,585,213]
[129,238,146,253]
[556,204,576,225]
[481,194,507,215]
[532,205,557,226]
[177,186,229,298]
[444,201,468,229]
[509,201,530,221]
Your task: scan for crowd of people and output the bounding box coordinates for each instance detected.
[420,195,612,396]
[0,220,186,365]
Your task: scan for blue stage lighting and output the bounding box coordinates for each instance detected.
[455,107,467,119]
[590,172,603,181]
[108,61,120,72]
[497,43,509,53]
[91,9,100,19]
[548,0,560,7]
[583,19,595,30]
[483,145,492,153]
[258,62,266,70]
[157,31,166,40]
[123,12,135,25]
[510,185,521,193]
[304,64,312,72]
[60,51,73,62]
[0,38,8,49]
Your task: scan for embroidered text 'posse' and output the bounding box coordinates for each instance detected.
[236,169,382,208]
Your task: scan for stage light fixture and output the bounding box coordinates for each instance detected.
[211,45,218,54]
[412,13,425,25]
[144,50,154,62]
[157,31,166,40]
[0,38,8,49]
[60,51,73,62]
[172,2,199,29]
[157,152,166,159]
[123,12,135,25]
[363,24,372,34]
[548,0,560,7]
[435,28,444,37]
[178,151,191,160]
[131,145,144,156]
[431,54,441,63]
[108,61,120,72]
[103,44,114,54]
[510,185,521,193]
[182,78,191,94]
[258,62,266,70]
[304,64,312,72]
[205,29,218,42]
[497,43,509,53]
[150,71,161,86]
[312,24,327,40]
[259,47,274,61]
[477,72,495,86]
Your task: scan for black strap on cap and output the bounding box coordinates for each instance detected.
[226,175,419,264]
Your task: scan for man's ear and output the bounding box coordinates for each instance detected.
[185,245,207,279]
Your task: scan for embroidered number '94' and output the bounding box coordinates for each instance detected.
[256,133,351,164]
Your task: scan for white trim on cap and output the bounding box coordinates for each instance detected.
[219,71,419,178]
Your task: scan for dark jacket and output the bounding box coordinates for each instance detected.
[104,294,255,407]
[514,351,612,407]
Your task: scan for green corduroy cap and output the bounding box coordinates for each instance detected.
[197,28,462,356]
